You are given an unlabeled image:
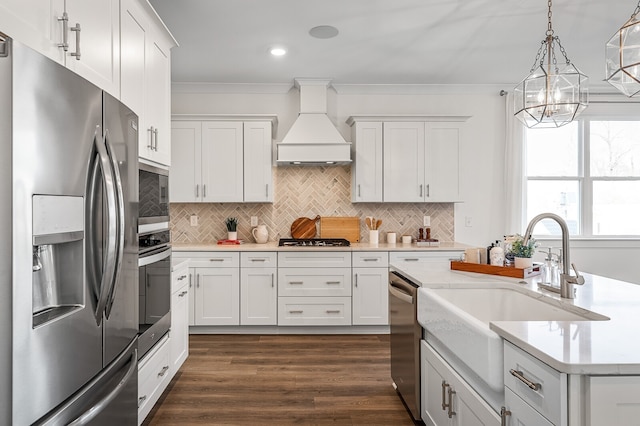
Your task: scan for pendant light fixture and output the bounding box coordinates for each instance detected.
[514,0,588,128]
[605,1,640,96]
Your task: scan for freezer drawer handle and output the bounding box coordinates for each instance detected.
[509,369,541,391]
[68,348,138,426]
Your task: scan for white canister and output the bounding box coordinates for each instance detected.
[369,230,379,245]
[490,246,505,266]
[464,248,481,264]
[252,224,268,244]
[386,232,397,244]
[401,235,412,244]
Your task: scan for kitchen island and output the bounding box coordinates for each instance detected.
[391,261,640,425]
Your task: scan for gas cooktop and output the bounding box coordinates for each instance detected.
[278,238,351,247]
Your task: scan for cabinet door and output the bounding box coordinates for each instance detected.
[170,121,202,202]
[243,121,273,202]
[352,268,388,325]
[504,388,553,426]
[383,122,425,202]
[65,0,120,97]
[143,33,171,165]
[0,0,64,63]
[194,267,239,325]
[422,346,452,426]
[170,281,189,372]
[240,268,277,325]
[120,0,147,118]
[425,122,462,202]
[351,121,383,202]
[587,376,640,426]
[201,122,244,202]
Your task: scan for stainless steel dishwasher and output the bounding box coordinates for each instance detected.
[389,270,422,421]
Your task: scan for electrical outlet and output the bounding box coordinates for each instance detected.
[423,215,431,227]
[190,215,198,227]
[250,216,258,227]
[465,216,473,227]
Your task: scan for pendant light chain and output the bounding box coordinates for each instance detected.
[633,1,640,19]
[547,0,553,36]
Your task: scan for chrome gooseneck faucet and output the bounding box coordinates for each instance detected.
[523,213,584,299]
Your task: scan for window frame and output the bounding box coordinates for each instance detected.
[524,117,640,239]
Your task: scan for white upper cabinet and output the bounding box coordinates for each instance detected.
[1,0,120,97]
[243,121,273,202]
[348,116,469,203]
[121,0,176,167]
[170,116,276,203]
[202,121,244,202]
[349,120,383,202]
[383,121,426,202]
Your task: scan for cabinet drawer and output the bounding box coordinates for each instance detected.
[278,251,351,268]
[186,251,239,267]
[278,296,352,326]
[171,263,189,293]
[352,251,389,267]
[138,335,171,421]
[504,387,554,426]
[278,268,351,296]
[389,251,463,266]
[504,341,566,426]
[241,252,277,268]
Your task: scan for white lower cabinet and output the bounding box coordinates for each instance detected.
[138,334,171,425]
[586,376,640,425]
[170,262,189,372]
[277,251,352,326]
[352,252,388,325]
[240,252,277,325]
[421,341,500,426]
[504,387,553,426]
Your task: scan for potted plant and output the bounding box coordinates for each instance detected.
[225,217,238,241]
[510,234,537,268]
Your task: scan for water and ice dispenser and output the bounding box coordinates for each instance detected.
[31,195,84,327]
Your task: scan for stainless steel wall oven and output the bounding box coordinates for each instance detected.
[138,163,171,359]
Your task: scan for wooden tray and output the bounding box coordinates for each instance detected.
[319,216,360,243]
[450,260,541,279]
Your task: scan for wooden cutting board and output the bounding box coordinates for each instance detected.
[291,215,320,239]
[319,217,360,243]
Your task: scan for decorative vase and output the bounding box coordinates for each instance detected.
[514,256,533,269]
[252,225,268,244]
[227,231,237,241]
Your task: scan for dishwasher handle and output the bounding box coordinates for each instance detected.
[389,275,416,304]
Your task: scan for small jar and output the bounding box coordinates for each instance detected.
[490,245,504,266]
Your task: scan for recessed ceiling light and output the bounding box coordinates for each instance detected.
[309,25,339,39]
[270,47,287,57]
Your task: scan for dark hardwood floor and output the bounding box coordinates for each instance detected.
[143,334,416,425]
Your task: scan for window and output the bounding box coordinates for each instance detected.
[525,119,640,237]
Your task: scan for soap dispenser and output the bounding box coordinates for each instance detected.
[539,248,554,284]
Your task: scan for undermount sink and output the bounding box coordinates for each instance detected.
[419,287,608,393]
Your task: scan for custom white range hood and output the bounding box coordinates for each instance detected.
[277,78,351,165]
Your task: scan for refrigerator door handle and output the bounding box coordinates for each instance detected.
[66,348,138,426]
[104,129,125,319]
[91,131,119,326]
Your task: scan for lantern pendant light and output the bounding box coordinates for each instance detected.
[514,0,588,128]
[606,1,640,96]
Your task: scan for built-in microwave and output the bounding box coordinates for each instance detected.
[138,162,169,233]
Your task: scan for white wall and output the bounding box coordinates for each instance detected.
[172,85,640,285]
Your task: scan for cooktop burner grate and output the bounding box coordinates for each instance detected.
[278,238,351,247]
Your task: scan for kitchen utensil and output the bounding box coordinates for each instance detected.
[319,217,360,243]
[365,217,372,230]
[290,215,320,239]
[375,219,382,230]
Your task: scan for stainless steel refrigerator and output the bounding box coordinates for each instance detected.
[0,36,139,425]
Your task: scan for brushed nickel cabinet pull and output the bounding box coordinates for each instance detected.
[251,258,266,262]
[195,184,199,198]
[203,184,207,198]
[157,365,169,377]
[197,274,200,288]
[289,281,303,285]
[209,258,224,262]
[354,273,358,288]
[419,184,423,197]
[426,184,430,197]
[148,126,155,149]
[266,184,269,197]
[358,184,361,197]
[289,310,303,314]
[404,258,419,262]
[153,128,159,151]
[326,310,340,314]
[447,387,456,418]
[500,406,511,426]
[363,258,378,262]
[271,273,274,288]
[441,381,449,410]
[326,281,341,285]
[178,290,188,297]
[509,369,541,391]
[177,274,187,281]
[189,273,192,288]
[57,12,69,50]
[138,395,147,408]
[70,23,81,60]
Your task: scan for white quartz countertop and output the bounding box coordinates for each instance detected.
[172,241,470,252]
[394,262,640,375]
[171,258,189,271]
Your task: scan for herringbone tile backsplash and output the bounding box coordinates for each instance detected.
[170,166,454,243]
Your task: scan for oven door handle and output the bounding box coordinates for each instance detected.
[389,281,415,304]
[138,247,171,267]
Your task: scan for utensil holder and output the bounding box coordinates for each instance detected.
[369,230,379,245]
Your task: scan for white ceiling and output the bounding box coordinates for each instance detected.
[150,0,635,91]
